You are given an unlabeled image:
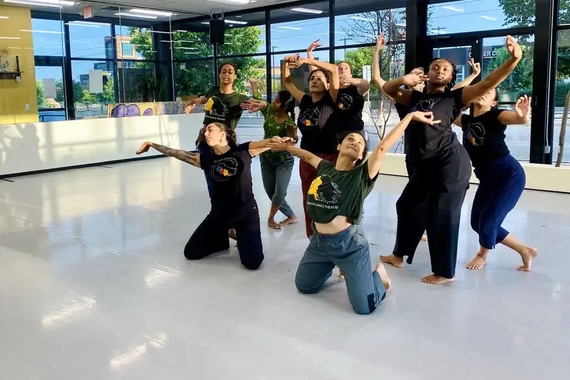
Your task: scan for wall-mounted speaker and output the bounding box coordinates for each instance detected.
[209,19,225,45]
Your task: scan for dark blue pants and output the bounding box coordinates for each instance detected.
[471,154,526,249]
[197,141,214,199]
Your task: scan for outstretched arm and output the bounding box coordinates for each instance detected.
[367,111,440,179]
[451,59,481,90]
[248,137,284,156]
[136,142,200,168]
[498,95,531,125]
[268,139,322,169]
[462,36,522,104]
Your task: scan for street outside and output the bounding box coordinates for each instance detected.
[236,105,570,165]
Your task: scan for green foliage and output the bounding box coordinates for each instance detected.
[128,25,264,97]
[486,45,533,98]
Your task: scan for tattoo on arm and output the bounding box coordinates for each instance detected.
[150,143,200,167]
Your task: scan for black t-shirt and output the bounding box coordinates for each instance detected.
[297,93,339,154]
[197,86,249,143]
[405,87,465,161]
[200,142,254,213]
[460,108,510,169]
[395,102,410,120]
[336,85,365,133]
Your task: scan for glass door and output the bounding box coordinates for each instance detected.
[34,56,66,122]
[428,37,482,87]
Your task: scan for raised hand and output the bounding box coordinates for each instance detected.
[506,35,522,59]
[339,74,352,87]
[468,58,481,76]
[248,78,261,85]
[402,72,428,87]
[374,33,386,52]
[136,141,152,155]
[411,111,441,125]
[184,103,196,114]
[307,39,322,52]
[240,99,265,112]
[515,95,531,122]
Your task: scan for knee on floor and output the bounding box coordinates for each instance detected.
[241,256,264,270]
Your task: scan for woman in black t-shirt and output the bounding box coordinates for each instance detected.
[454,90,537,272]
[380,35,523,285]
[135,122,280,270]
[283,54,340,238]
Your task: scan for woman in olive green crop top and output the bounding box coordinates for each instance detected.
[268,110,438,315]
[241,79,299,230]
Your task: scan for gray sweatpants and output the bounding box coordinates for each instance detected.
[295,224,387,315]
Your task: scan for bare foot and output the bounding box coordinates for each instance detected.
[268,220,281,230]
[421,274,455,284]
[375,263,391,290]
[380,254,404,268]
[421,234,428,241]
[517,246,537,272]
[466,254,486,270]
[338,267,344,279]
[228,228,237,240]
[279,215,298,226]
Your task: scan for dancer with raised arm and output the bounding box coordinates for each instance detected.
[136,122,279,270]
[269,110,439,314]
[307,39,370,135]
[241,79,299,229]
[454,91,537,271]
[282,54,340,238]
[184,63,249,198]
[379,35,522,284]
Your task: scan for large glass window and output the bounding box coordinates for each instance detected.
[270,3,330,52]
[71,61,115,119]
[553,29,570,164]
[427,0,536,35]
[31,18,65,57]
[174,60,214,98]
[560,0,570,25]
[70,21,113,59]
[335,6,406,46]
[216,12,266,56]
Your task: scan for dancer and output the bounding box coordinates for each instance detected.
[282,54,340,238]
[242,79,299,229]
[307,39,370,134]
[269,110,438,314]
[135,122,279,270]
[380,35,522,284]
[371,34,481,243]
[184,63,249,198]
[454,91,537,271]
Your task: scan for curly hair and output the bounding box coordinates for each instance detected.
[209,122,237,147]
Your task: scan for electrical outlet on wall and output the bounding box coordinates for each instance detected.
[24,104,30,111]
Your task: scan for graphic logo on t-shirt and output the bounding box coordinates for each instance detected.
[337,92,353,110]
[411,98,443,113]
[205,96,229,122]
[307,175,341,208]
[210,156,240,181]
[298,104,334,129]
[465,122,486,146]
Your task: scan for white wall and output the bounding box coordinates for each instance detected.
[1,113,570,194]
[0,114,203,176]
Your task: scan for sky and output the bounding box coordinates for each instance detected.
[16,0,536,92]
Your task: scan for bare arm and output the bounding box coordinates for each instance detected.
[298,58,340,102]
[285,123,298,142]
[346,77,370,96]
[462,36,522,104]
[497,95,531,125]
[283,58,306,103]
[286,146,322,168]
[367,111,440,178]
[451,60,481,90]
[248,138,276,156]
[306,39,321,72]
[136,142,201,168]
[371,34,395,102]
[382,76,414,106]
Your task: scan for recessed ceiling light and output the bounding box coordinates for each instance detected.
[278,26,301,30]
[130,9,173,17]
[225,19,247,25]
[3,0,73,7]
[0,15,9,19]
[206,0,250,4]
[441,5,464,12]
[115,12,157,20]
[480,15,497,21]
[0,36,20,39]
[291,7,323,15]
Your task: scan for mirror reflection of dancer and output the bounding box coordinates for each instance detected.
[185,63,249,199]
[269,111,439,314]
[371,33,482,242]
[282,54,341,238]
[307,39,370,135]
[454,91,537,271]
[135,123,279,270]
[380,36,523,284]
[241,79,299,230]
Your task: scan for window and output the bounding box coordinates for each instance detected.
[174,60,214,98]
[216,12,266,56]
[69,21,113,59]
[427,0,536,35]
[71,61,116,119]
[31,18,65,57]
[560,0,570,25]
[121,41,134,57]
[335,4,406,46]
[115,26,152,60]
[270,3,330,52]
[553,29,570,164]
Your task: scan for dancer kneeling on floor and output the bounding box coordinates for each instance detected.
[269,111,438,314]
[454,91,537,271]
[136,122,279,270]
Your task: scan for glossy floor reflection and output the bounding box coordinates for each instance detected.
[0,157,568,380]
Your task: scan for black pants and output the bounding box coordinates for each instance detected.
[184,200,264,270]
[393,143,471,278]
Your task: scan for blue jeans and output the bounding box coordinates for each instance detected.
[260,154,294,218]
[295,224,386,315]
[197,141,214,199]
[471,154,526,249]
